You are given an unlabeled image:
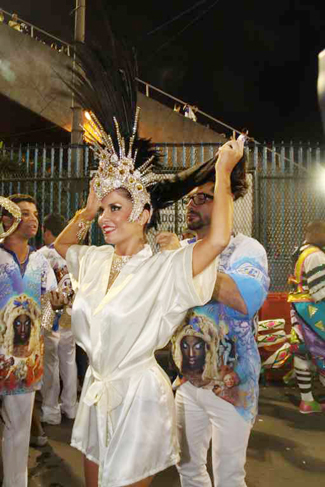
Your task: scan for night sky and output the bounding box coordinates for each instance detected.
[1,0,325,144]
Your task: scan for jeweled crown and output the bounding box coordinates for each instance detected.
[84,107,166,222]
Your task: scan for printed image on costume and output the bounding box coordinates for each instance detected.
[0,294,41,359]
[173,234,269,424]
[212,363,240,406]
[0,294,43,393]
[0,247,54,395]
[172,310,220,386]
[172,306,241,400]
[0,294,41,356]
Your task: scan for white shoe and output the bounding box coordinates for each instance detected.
[41,414,61,425]
[61,409,76,420]
[30,434,48,447]
[61,402,78,419]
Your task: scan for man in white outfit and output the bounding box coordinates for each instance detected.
[0,194,56,487]
[39,214,78,424]
[160,162,269,487]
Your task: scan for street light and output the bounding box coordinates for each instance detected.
[71,0,86,177]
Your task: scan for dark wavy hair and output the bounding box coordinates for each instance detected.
[205,152,248,201]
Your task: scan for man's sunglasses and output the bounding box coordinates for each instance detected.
[183,193,214,206]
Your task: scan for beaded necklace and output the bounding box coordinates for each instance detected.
[107,253,131,291]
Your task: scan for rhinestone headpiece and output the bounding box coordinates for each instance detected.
[0,197,22,240]
[84,107,166,222]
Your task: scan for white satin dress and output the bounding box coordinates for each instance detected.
[66,243,217,487]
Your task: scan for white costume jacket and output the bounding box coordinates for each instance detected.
[66,243,217,487]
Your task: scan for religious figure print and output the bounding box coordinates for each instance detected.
[0,294,41,358]
[172,306,241,400]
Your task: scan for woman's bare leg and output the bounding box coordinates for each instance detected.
[84,455,99,487]
[126,476,154,487]
[83,457,153,487]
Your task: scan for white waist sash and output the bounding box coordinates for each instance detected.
[83,356,157,448]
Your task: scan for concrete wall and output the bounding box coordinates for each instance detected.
[138,93,224,143]
[0,24,72,131]
[0,24,224,144]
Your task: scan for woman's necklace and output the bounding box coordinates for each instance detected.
[107,253,131,292]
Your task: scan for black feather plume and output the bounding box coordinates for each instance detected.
[64,30,138,152]
[59,10,246,229]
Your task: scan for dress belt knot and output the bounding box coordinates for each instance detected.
[83,355,157,411]
[82,356,157,450]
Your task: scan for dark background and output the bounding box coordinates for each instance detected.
[1,0,325,144]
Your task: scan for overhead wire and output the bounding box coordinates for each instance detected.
[193,106,308,173]
[140,0,306,172]
[146,0,209,36]
[0,4,306,172]
[150,0,221,57]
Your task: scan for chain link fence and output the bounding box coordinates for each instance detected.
[2,142,325,291]
[256,143,325,291]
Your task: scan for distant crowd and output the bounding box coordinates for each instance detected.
[174,103,199,122]
[0,10,70,55]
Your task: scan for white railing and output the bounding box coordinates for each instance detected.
[0,6,240,137]
[0,8,72,55]
[136,78,237,135]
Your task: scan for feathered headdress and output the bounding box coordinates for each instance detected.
[63,18,240,225]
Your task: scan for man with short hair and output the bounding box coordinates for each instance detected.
[8,13,21,31]
[0,194,56,487]
[159,156,269,487]
[38,213,78,424]
[288,220,325,413]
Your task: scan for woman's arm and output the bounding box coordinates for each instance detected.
[192,139,244,277]
[54,184,100,259]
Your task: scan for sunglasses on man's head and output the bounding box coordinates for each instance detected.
[183,193,214,206]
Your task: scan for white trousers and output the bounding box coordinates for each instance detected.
[41,328,78,422]
[175,382,251,487]
[1,392,35,487]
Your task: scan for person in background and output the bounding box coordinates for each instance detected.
[8,13,21,32]
[38,213,78,424]
[183,104,198,122]
[0,194,56,487]
[288,220,325,413]
[160,158,269,487]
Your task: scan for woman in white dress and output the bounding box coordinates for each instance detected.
[54,30,244,487]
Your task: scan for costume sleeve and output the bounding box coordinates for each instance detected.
[223,240,269,319]
[66,244,92,290]
[304,251,325,302]
[163,243,218,314]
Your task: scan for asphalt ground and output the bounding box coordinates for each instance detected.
[0,381,324,487]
